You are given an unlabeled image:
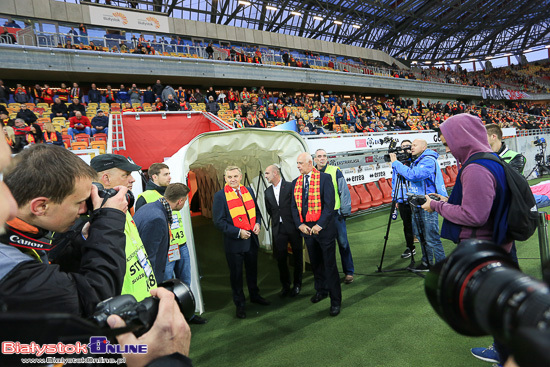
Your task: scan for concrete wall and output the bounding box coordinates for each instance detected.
[0,44,481,99]
[0,0,406,68]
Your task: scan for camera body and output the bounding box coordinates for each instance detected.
[86,182,135,215]
[406,192,440,206]
[92,279,195,336]
[534,137,546,147]
[383,137,412,163]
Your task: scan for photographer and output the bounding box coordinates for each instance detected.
[0,144,128,316]
[389,140,416,259]
[421,114,514,365]
[486,124,526,175]
[390,139,448,271]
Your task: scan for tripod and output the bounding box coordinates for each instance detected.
[526,143,550,179]
[376,174,430,277]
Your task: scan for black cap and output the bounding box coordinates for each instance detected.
[90,154,141,173]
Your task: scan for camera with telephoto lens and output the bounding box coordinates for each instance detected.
[425,239,550,367]
[534,137,547,147]
[86,182,135,215]
[406,192,440,206]
[383,137,412,163]
[92,279,196,336]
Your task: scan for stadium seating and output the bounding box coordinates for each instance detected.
[365,182,384,207]
[377,178,393,204]
[354,184,374,210]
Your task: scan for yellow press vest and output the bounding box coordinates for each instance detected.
[121,212,157,301]
[138,190,187,245]
[323,165,341,210]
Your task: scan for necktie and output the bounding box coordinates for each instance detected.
[302,175,309,218]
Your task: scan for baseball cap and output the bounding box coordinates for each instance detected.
[90,154,141,172]
[96,109,103,113]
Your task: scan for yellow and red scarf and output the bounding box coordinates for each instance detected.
[293,169,321,222]
[44,131,57,142]
[224,184,256,231]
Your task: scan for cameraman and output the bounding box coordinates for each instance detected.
[390,139,448,271]
[0,144,128,316]
[390,140,416,259]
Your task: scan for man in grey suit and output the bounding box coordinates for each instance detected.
[264,165,303,298]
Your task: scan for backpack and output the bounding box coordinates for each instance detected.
[462,152,538,242]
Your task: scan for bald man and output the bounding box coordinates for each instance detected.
[390,139,448,272]
[291,153,342,316]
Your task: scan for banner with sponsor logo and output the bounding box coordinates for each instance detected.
[88,5,170,33]
[481,87,531,100]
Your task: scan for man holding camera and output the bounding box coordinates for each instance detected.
[390,139,447,271]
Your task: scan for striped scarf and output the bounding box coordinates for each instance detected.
[224,185,256,231]
[293,169,321,223]
[44,131,57,142]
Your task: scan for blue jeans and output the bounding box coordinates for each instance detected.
[164,244,191,286]
[334,212,354,275]
[411,206,445,265]
[91,128,108,136]
[67,127,91,139]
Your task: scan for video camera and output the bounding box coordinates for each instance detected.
[406,193,440,206]
[425,240,550,367]
[86,182,135,215]
[383,137,412,163]
[534,137,547,147]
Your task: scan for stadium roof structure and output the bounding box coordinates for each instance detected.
[82,0,550,62]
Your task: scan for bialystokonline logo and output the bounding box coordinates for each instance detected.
[146,16,161,29]
[112,12,128,25]
[2,337,147,356]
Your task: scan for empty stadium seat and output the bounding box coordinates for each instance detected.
[445,166,457,186]
[71,142,88,150]
[90,141,106,153]
[347,184,360,213]
[441,169,451,187]
[93,133,107,142]
[75,133,91,143]
[353,184,373,210]
[378,178,393,204]
[365,182,384,207]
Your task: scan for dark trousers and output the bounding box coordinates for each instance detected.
[398,203,415,249]
[304,228,342,308]
[225,245,260,308]
[273,226,303,290]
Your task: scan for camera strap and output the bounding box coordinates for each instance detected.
[0,221,56,252]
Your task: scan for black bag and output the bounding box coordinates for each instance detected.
[463,152,538,242]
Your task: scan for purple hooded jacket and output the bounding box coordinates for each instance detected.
[430,113,512,251]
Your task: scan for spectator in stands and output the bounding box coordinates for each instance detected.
[70,82,82,100]
[4,19,20,28]
[162,85,177,102]
[0,79,9,104]
[276,104,288,121]
[193,88,204,103]
[343,106,356,126]
[164,94,180,111]
[42,122,63,146]
[68,111,91,138]
[89,41,100,51]
[117,84,130,104]
[143,86,155,104]
[240,87,251,102]
[67,98,86,117]
[16,104,37,125]
[205,95,220,116]
[4,126,18,153]
[152,80,163,99]
[64,40,74,49]
[217,90,227,104]
[256,111,268,128]
[179,97,192,111]
[13,118,37,146]
[57,83,70,102]
[50,97,68,120]
[13,84,29,104]
[122,102,135,113]
[87,83,102,104]
[67,27,79,44]
[129,84,142,105]
[91,109,108,136]
[206,86,217,101]
[32,84,44,103]
[206,42,214,59]
[1,27,16,44]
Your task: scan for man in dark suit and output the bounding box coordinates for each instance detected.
[213,165,270,319]
[291,153,342,316]
[264,164,303,298]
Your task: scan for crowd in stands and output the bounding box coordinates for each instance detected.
[3,78,550,154]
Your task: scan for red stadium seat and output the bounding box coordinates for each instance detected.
[441,169,451,187]
[93,133,107,142]
[446,166,457,186]
[347,184,360,213]
[75,133,90,143]
[378,178,393,204]
[353,184,372,210]
[365,182,384,207]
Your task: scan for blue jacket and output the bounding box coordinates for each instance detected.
[391,159,412,203]
[392,148,448,199]
[133,200,170,282]
[91,115,109,129]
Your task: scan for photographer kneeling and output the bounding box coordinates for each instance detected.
[390,139,448,271]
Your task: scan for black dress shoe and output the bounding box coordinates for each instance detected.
[236,307,246,319]
[188,315,208,324]
[310,292,328,303]
[329,306,341,316]
[289,286,301,297]
[251,296,270,306]
[279,288,290,298]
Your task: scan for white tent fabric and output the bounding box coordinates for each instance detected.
[164,129,308,314]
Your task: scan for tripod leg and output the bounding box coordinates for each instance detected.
[376,200,398,272]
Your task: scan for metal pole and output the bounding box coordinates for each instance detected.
[537,211,550,276]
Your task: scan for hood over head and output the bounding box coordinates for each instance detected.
[440,113,492,164]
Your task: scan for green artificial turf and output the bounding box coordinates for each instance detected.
[188,198,546,367]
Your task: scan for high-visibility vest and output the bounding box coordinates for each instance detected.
[121,212,157,301]
[138,190,187,245]
[323,165,341,210]
[501,148,525,175]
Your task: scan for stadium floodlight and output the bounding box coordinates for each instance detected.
[453,60,461,63]
[266,5,278,11]
[424,61,432,64]
[334,20,343,25]
[238,0,251,6]
[313,16,324,21]
[352,24,361,29]
[290,11,302,16]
